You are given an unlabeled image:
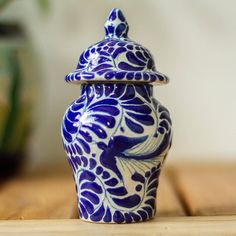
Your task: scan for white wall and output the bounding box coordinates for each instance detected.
[1,0,236,166]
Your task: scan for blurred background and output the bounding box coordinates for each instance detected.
[0,0,236,175]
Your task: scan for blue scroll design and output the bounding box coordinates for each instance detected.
[62,83,172,223]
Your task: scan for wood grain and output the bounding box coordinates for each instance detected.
[157,170,185,216]
[0,167,184,219]
[1,165,236,235]
[171,165,236,216]
[0,216,235,236]
[0,170,78,220]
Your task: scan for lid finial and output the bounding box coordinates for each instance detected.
[104,8,129,39]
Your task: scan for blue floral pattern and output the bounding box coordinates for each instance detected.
[65,8,169,84]
[62,83,172,223]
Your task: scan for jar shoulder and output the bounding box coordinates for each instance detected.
[62,84,172,158]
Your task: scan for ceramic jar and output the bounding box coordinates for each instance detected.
[62,8,172,223]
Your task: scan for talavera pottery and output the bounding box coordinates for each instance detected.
[0,23,37,178]
[62,8,172,223]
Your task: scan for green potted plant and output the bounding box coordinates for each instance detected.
[0,0,48,178]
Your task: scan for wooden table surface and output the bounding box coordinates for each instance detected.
[0,164,236,235]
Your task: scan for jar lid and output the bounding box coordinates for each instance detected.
[65,8,169,84]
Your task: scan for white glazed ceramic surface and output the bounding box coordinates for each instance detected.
[61,9,172,223]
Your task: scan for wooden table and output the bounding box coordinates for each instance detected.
[0,164,236,235]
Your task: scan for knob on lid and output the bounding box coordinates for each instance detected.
[104,8,129,39]
[66,8,169,84]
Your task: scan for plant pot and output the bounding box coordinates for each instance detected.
[61,8,172,223]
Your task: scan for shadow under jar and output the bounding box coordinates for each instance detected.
[62,8,172,223]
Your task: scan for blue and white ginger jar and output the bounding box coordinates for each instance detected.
[62,8,172,223]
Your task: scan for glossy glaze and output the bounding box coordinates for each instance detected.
[62,8,172,223]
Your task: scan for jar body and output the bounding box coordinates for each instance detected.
[61,83,172,223]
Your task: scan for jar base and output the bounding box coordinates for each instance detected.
[78,214,156,224]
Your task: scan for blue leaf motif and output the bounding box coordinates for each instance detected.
[125,117,144,134]
[126,112,154,126]
[126,51,146,66]
[62,81,172,223]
